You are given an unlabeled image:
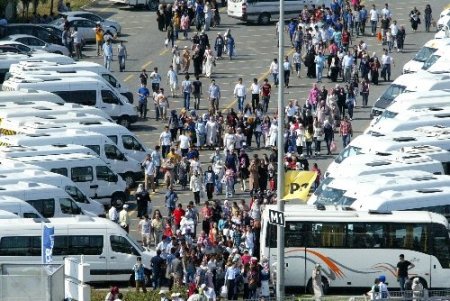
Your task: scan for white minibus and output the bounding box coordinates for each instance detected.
[350,188,450,221]
[2,76,138,127]
[0,216,155,285]
[403,38,450,74]
[6,120,151,163]
[366,107,450,134]
[310,170,450,207]
[0,195,43,218]
[0,89,64,104]
[0,53,74,83]
[371,72,450,117]
[325,152,447,180]
[261,205,450,290]
[0,129,143,186]
[330,128,450,174]
[227,0,331,25]
[0,169,105,216]
[8,61,133,103]
[3,154,128,206]
[0,101,112,126]
[0,159,45,174]
[0,182,85,218]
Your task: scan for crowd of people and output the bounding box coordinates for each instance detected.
[100,0,437,300]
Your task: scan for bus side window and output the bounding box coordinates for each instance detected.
[442,162,450,175]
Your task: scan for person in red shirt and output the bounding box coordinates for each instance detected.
[260,78,272,114]
[172,203,185,230]
[311,162,322,190]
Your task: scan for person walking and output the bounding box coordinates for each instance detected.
[314,51,325,83]
[181,74,193,110]
[119,204,130,233]
[150,67,162,93]
[165,187,178,216]
[312,264,324,301]
[208,79,221,113]
[269,58,279,87]
[71,27,83,60]
[132,257,147,293]
[138,215,151,248]
[117,41,127,72]
[167,65,178,98]
[102,39,113,71]
[339,116,353,148]
[283,55,293,88]
[424,4,432,32]
[381,49,394,81]
[214,32,224,59]
[260,78,272,113]
[192,75,202,110]
[369,4,379,36]
[95,23,104,56]
[108,205,118,223]
[135,183,150,218]
[190,171,202,205]
[233,77,246,113]
[397,254,415,291]
[360,78,370,107]
[137,83,149,119]
[226,33,235,60]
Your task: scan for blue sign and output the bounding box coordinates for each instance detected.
[42,225,54,264]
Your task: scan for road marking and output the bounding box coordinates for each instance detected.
[124,74,134,82]
[160,48,169,55]
[141,60,153,70]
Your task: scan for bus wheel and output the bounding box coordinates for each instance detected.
[258,13,271,25]
[306,276,330,295]
[417,277,428,289]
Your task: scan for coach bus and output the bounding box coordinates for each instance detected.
[227,0,332,25]
[261,205,450,292]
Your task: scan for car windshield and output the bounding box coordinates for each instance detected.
[50,18,65,27]
[334,146,363,164]
[379,84,406,102]
[413,46,436,62]
[315,187,346,205]
[372,110,398,125]
[422,54,440,70]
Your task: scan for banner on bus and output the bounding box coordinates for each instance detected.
[42,224,54,264]
[283,170,317,201]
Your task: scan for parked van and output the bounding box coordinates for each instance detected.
[0,182,86,218]
[0,89,64,104]
[325,153,447,180]
[366,106,450,134]
[0,169,105,216]
[0,195,43,218]
[0,101,112,125]
[0,159,45,174]
[310,170,450,206]
[2,76,138,127]
[350,187,450,221]
[0,216,155,284]
[0,130,143,186]
[328,131,450,177]
[8,60,133,102]
[0,53,74,83]
[5,120,151,162]
[370,72,450,117]
[3,154,128,206]
[0,210,19,219]
[403,38,450,73]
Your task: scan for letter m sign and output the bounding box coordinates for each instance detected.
[268,209,285,227]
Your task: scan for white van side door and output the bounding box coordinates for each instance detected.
[108,232,141,282]
[120,134,147,163]
[66,166,100,203]
[100,89,123,120]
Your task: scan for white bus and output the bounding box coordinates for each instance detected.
[227,0,331,25]
[261,206,450,291]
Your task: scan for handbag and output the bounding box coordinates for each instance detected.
[220,285,228,297]
[330,140,337,152]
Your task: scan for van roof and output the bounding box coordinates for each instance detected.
[0,144,95,158]
[0,181,65,192]
[9,152,104,164]
[17,120,125,134]
[0,215,117,228]
[6,75,105,85]
[1,112,111,126]
[386,93,450,113]
[13,70,100,79]
[0,129,110,146]
[351,186,450,211]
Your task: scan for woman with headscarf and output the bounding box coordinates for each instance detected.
[312,263,324,301]
[135,183,150,218]
[206,116,218,149]
[410,7,421,32]
[369,54,380,85]
[238,149,250,191]
[190,171,203,205]
[204,166,215,200]
[396,26,406,53]
[412,277,424,301]
[323,118,334,155]
[203,46,215,78]
[268,119,278,147]
[424,4,432,32]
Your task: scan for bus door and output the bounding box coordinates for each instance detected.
[285,221,308,288]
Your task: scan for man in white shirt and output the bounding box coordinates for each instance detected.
[389,20,399,50]
[233,77,246,113]
[381,49,394,81]
[269,58,279,87]
[369,4,379,36]
[150,67,162,93]
[250,78,260,110]
[108,205,118,223]
[138,215,151,247]
[341,51,354,83]
[381,3,392,21]
[159,126,172,158]
[178,132,191,157]
[166,65,178,97]
[285,100,298,123]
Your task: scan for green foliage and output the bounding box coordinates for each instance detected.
[91,286,188,301]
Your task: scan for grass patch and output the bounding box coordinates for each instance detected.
[35,0,93,16]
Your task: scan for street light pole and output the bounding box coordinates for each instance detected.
[276,0,285,299]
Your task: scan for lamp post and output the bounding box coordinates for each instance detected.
[276,0,285,300]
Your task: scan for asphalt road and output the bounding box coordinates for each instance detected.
[78,0,447,241]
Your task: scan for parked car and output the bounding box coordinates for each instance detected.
[3,34,69,56]
[0,40,48,54]
[60,11,121,34]
[50,17,117,42]
[0,24,63,46]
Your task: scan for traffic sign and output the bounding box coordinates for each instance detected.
[268,209,285,227]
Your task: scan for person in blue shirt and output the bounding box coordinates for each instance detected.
[165,187,178,216]
[287,19,297,47]
[132,256,147,293]
[151,146,162,187]
[359,5,368,35]
[137,83,149,119]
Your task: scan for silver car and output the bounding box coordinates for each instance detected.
[3,34,70,56]
[61,11,122,34]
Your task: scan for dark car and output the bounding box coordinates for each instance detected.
[0,24,63,46]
